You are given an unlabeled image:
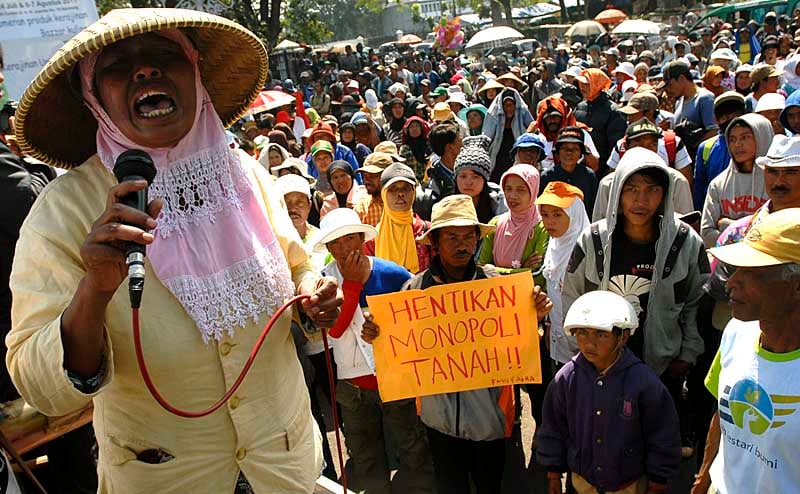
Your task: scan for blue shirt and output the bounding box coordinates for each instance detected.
[305,144,362,184]
[675,88,717,131]
[361,258,412,307]
[693,134,730,210]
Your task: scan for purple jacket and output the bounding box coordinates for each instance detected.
[536,349,680,490]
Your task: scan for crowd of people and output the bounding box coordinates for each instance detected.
[1,5,800,494]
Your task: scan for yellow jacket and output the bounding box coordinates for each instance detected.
[7,153,322,493]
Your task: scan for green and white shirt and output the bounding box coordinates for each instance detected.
[705,319,800,494]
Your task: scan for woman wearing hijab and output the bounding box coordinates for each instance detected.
[257,141,289,173]
[476,165,548,287]
[702,66,727,98]
[574,68,627,174]
[535,181,589,367]
[364,163,431,273]
[363,88,386,127]
[8,9,340,494]
[339,122,371,166]
[459,104,488,136]
[481,88,534,183]
[320,160,367,218]
[398,116,431,182]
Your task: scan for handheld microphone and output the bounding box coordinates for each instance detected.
[113,150,157,309]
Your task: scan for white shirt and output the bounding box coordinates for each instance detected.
[706,319,800,494]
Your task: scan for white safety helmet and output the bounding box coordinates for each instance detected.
[564,291,639,336]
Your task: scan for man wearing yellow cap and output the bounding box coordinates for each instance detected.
[692,208,800,494]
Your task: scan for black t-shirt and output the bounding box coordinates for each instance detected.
[609,228,656,360]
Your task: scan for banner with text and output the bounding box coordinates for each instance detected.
[367,272,541,402]
[1,0,98,103]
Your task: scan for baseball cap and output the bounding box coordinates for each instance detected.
[603,47,620,57]
[657,61,692,89]
[350,112,370,126]
[511,133,546,155]
[276,174,312,199]
[750,63,784,85]
[714,90,746,110]
[374,141,399,154]
[432,86,449,97]
[625,118,660,140]
[708,208,800,267]
[612,62,635,79]
[381,162,417,189]
[756,135,800,169]
[358,152,397,174]
[620,92,660,115]
[535,181,585,209]
[311,140,334,157]
[556,126,584,145]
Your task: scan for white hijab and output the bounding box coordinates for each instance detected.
[542,198,590,362]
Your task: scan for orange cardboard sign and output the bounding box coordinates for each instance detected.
[366,271,541,402]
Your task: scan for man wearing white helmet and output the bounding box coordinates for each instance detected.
[537,291,681,494]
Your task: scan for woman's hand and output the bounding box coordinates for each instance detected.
[361,311,380,343]
[299,277,343,328]
[81,180,163,296]
[523,254,543,269]
[533,285,553,322]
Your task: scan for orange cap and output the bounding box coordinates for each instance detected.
[535,181,585,209]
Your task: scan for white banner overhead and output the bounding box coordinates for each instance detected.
[0,0,99,102]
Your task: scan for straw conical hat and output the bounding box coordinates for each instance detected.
[15,8,268,169]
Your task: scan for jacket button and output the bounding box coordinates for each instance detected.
[596,437,603,444]
[595,409,602,416]
[230,396,240,410]
[596,465,603,472]
[597,380,604,386]
[236,448,247,461]
[220,342,232,356]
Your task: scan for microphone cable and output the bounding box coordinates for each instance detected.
[131,296,348,492]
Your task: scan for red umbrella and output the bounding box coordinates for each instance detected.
[595,8,628,25]
[250,90,295,114]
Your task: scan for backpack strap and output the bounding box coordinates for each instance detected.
[701,135,718,164]
[590,223,605,282]
[663,130,677,167]
[662,222,690,280]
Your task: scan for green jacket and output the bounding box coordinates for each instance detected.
[476,217,549,289]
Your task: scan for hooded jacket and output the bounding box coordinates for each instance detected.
[482,88,534,166]
[700,114,772,247]
[537,349,681,491]
[780,89,800,133]
[563,151,709,376]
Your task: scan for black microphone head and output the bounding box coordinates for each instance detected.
[114,150,157,185]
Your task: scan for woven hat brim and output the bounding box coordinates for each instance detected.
[418,219,494,245]
[15,8,268,169]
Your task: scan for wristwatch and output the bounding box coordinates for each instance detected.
[66,355,107,394]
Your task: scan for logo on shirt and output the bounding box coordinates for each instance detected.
[608,275,650,316]
[719,379,800,435]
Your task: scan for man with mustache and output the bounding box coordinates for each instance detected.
[361,194,552,494]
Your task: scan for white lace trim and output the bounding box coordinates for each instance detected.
[150,145,251,238]
[163,244,297,342]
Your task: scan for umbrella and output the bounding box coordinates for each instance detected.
[250,90,295,114]
[594,8,628,24]
[565,20,606,39]
[274,39,301,51]
[397,34,423,45]
[465,26,524,51]
[612,19,663,36]
[331,43,354,54]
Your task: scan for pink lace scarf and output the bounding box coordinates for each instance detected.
[493,165,542,268]
[79,30,295,342]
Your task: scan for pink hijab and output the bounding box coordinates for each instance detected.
[493,165,541,268]
[79,30,295,342]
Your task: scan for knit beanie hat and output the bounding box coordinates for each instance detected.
[454,135,492,181]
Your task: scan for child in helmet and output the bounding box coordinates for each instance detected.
[536,291,681,494]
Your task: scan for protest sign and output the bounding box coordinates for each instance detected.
[367,271,541,402]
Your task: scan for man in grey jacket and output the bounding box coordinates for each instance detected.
[563,147,709,450]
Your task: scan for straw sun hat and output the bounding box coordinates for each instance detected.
[417,194,494,245]
[14,8,269,169]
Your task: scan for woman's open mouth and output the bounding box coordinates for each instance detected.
[134,91,177,119]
